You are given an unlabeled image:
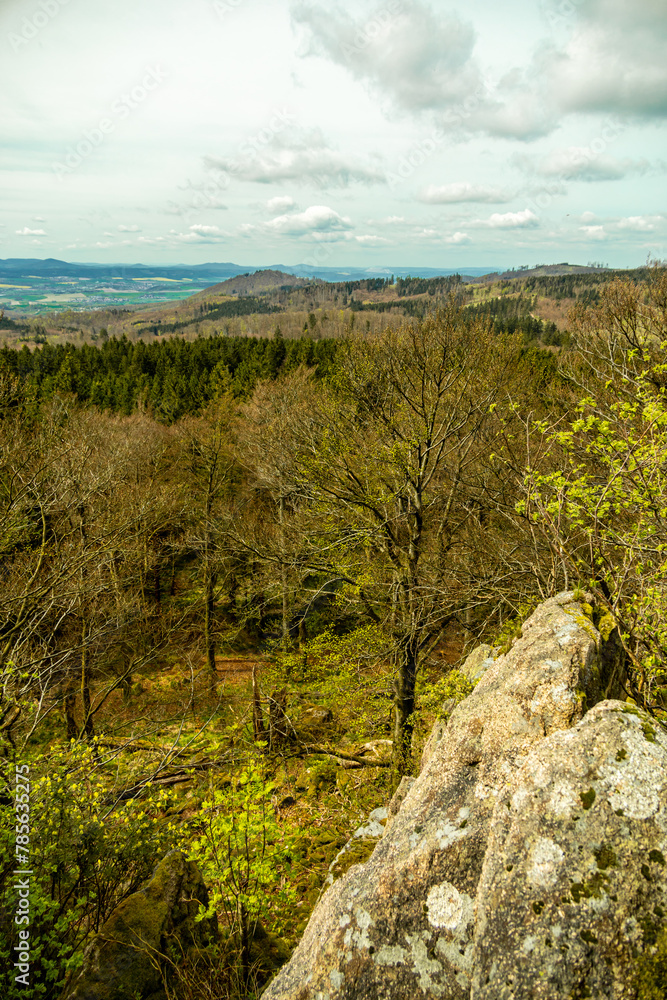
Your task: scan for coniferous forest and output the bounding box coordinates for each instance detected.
[2,268,667,998]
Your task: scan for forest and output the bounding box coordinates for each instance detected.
[1,268,667,998]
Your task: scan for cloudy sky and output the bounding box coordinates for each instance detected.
[1,0,665,268]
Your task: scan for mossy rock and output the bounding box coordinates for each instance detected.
[298,705,334,735]
[336,769,352,793]
[307,761,338,798]
[64,851,217,1000]
[248,924,293,979]
[635,925,667,999]
[597,611,617,641]
[329,837,379,881]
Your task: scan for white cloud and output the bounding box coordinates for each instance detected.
[172,224,228,243]
[355,234,389,246]
[266,204,353,240]
[129,227,229,247]
[206,126,384,188]
[617,215,660,232]
[189,224,223,236]
[292,0,481,114]
[538,0,667,121]
[15,226,46,235]
[525,147,650,183]
[445,231,471,243]
[580,225,607,239]
[290,1,554,139]
[118,224,141,232]
[479,209,539,229]
[291,0,667,140]
[418,182,512,204]
[266,196,297,213]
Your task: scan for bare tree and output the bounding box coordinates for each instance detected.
[239,305,530,773]
[177,396,239,690]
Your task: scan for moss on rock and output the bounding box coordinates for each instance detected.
[64,851,217,1000]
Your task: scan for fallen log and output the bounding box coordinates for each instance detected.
[302,743,392,768]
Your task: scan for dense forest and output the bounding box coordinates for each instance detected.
[0,305,559,421]
[1,269,667,998]
[0,334,338,421]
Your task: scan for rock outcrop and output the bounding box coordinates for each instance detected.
[264,592,667,1000]
[326,808,389,886]
[63,850,217,1000]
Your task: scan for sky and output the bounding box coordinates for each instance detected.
[1,0,665,269]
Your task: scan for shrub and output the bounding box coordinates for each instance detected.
[187,759,297,996]
[0,743,178,1000]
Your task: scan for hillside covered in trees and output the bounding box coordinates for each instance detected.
[1,267,667,998]
[1,263,644,350]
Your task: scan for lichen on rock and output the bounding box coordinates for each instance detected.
[262,592,664,1000]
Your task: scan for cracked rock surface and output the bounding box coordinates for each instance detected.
[264,593,666,1000]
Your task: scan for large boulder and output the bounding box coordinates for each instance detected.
[263,592,666,1000]
[473,700,667,998]
[63,850,217,1000]
[460,643,496,685]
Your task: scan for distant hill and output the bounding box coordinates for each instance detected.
[270,264,498,281]
[0,258,504,285]
[198,269,315,297]
[470,263,609,283]
[0,257,249,282]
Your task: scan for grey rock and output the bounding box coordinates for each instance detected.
[420,715,448,772]
[263,592,642,1000]
[460,644,496,684]
[302,706,334,726]
[63,850,217,1000]
[385,776,416,833]
[473,699,667,998]
[422,646,497,772]
[327,808,390,887]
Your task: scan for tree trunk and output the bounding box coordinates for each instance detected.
[268,688,289,749]
[205,567,216,692]
[252,665,266,744]
[279,495,289,648]
[64,690,77,741]
[153,557,161,609]
[80,634,95,740]
[239,900,251,989]
[392,642,418,776]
